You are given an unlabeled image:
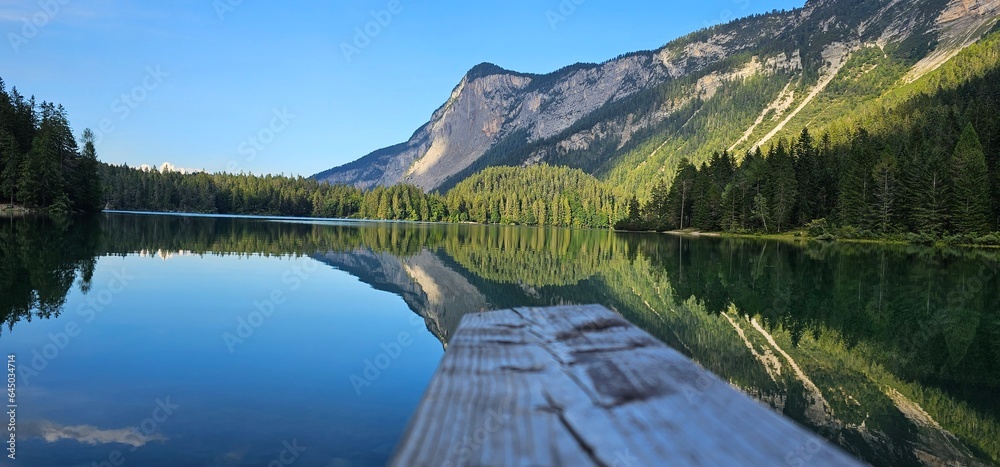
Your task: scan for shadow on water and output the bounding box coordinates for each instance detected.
[2,212,998,466]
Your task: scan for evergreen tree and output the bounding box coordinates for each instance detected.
[18,131,58,207]
[816,132,838,221]
[950,124,991,234]
[766,139,798,232]
[76,129,103,212]
[837,129,876,228]
[0,129,19,205]
[644,177,670,230]
[871,149,898,234]
[691,165,712,229]
[898,126,945,234]
[744,147,768,231]
[664,160,697,230]
[794,128,823,224]
[614,196,643,230]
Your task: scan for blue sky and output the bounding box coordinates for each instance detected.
[1,0,804,177]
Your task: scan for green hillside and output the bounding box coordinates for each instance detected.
[618,27,1000,238]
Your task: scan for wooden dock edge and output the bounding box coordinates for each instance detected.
[390,304,861,466]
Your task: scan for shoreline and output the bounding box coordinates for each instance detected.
[17,208,1000,250]
[662,228,1000,249]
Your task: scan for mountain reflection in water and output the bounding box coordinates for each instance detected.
[2,213,997,466]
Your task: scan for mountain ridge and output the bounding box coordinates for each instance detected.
[314,0,1000,197]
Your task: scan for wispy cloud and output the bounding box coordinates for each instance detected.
[22,420,168,447]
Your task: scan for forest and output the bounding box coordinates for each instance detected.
[98,163,622,228]
[616,54,1000,243]
[0,79,102,213]
[617,125,999,243]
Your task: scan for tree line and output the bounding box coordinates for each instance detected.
[618,125,998,241]
[99,163,621,228]
[1,78,102,212]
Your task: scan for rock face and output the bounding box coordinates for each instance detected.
[313,0,1000,192]
[315,58,673,191]
[906,0,1000,81]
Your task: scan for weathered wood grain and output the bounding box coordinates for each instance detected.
[391,304,862,466]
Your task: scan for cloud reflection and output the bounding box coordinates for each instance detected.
[23,420,167,447]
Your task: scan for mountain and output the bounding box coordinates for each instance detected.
[314,0,1000,199]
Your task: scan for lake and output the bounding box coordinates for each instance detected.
[2,212,998,466]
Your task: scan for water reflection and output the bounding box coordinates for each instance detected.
[0,215,100,334]
[2,213,997,466]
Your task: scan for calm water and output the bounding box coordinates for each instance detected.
[2,213,998,466]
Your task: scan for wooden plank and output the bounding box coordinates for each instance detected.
[391,304,862,466]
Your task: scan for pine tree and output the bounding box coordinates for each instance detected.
[614,196,642,230]
[76,128,103,212]
[691,164,710,229]
[376,189,390,219]
[950,123,991,234]
[664,161,697,230]
[838,129,876,228]
[766,139,798,232]
[794,128,822,224]
[18,137,48,207]
[871,149,898,234]
[644,177,671,230]
[816,132,838,221]
[0,129,19,205]
[898,126,945,234]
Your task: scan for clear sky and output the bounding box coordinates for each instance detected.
[1,0,804,177]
